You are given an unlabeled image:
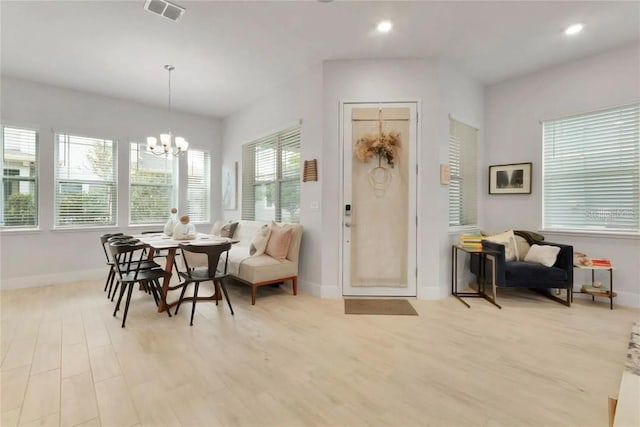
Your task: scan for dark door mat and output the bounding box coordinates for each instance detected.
[344,298,418,315]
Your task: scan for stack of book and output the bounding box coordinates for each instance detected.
[591,258,612,267]
[459,233,483,251]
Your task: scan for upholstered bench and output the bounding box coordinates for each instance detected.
[184,220,303,305]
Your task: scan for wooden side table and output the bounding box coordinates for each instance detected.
[574,265,615,310]
[451,245,501,309]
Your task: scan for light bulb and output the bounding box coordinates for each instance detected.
[565,23,583,35]
[377,20,392,33]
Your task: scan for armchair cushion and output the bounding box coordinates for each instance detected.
[505,261,568,283]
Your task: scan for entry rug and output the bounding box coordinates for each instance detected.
[344,298,418,316]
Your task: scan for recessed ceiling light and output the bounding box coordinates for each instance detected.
[565,23,584,35]
[377,20,393,33]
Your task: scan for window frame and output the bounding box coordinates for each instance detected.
[128,141,178,226]
[542,103,640,235]
[448,118,478,229]
[54,132,118,229]
[242,125,301,223]
[186,149,211,224]
[1,125,39,230]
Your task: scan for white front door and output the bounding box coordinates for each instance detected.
[341,102,418,297]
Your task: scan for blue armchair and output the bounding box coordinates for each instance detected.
[470,231,573,306]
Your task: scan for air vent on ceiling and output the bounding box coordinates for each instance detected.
[144,0,185,22]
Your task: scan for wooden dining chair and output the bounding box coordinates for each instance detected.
[100,232,124,295]
[174,242,234,326]
[105,235,160,300]
[109,240,172,328]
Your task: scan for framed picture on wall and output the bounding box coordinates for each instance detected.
[488,162,532,194]
[222,162,237,210]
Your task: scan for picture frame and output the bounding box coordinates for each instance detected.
[222,162,237,210]
[440,163,450,185]
[488,162,532,194]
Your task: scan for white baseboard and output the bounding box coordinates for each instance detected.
[418,285,448,300]
[1,269,105,291]
[297,279,322,297]
[298,279,340,298]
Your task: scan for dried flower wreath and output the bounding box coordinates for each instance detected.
[353,114,401,167]
[354,131,401,167]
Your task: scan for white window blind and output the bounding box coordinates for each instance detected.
[543,104,640,233]
[1,126,38,228]
[242,125,301,223]
[448,118,478,227]
[187,149,210,223]
[55,134,117,227]
[129,142,175,225]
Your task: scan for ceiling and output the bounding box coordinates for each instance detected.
[2,1,639,118]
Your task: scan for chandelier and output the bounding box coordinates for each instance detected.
[146,65,189,156]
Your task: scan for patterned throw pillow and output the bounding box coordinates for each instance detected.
[250,224,272,256]
[484,230,519,261]
[265,222,293,261]
[210,220,224,236]
[219,222,238,238]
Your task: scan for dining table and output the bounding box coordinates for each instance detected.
[135,232,235,312]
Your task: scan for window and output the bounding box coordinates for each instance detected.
[129,142,175,225]
[55,134,117,227]
[448,118,478,227]
[242,125,301,223]
[1,126,38,228]
[187,149,210,222]
[543,104,640,233]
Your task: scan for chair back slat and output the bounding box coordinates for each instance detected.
[179,242,232,278]
[100,232,124,263]
[109,241,148,281]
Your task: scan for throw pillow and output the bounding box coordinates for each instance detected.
[265,222,293,261]
[210,220,224,236]
[219,222,238,238]
[524,244,561,267]
[250,224,272,256]
[483,230,519,261]
[514,235,531,261]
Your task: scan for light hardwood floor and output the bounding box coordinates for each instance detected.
[1,280,638,427]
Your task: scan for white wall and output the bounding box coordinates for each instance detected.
[0,77,222,289]
[484,44,640,307]
[222,58,484,299]
[221,65,324,295]
[322,59,484,299]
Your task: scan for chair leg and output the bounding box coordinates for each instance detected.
[218,279,234,315]
[113,281,126,315]
[175,282,190,315]
[190,282,200,326]
[292,277,298,296]
[104,268,114,292]
[535,288,571,307]
[121,283,135,328]
[146,280,160,307]
[251,285,257,305]
[153,279,171,318]
[106,268,116,298]
[111,282,120,302]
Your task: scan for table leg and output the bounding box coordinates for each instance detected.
[609,268,613,310]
